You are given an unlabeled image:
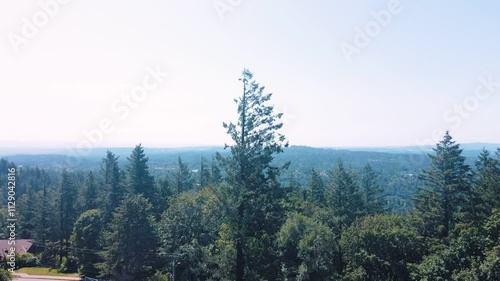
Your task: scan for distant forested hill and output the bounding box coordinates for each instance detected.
[1,144,497,215]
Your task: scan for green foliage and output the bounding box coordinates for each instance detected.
[78,171,99,212]
[155,175,172,217]
[484,208,500,244]
[341,215,423,281]
[59,255,78,273]
[475,209,500,279]
[101,150,124,222]
[17,252,41,268]
[173,157,192,193]
[212,223,236,280]
[479,246,500,280]
[35,178,59,243]
[474,149,500,221]
[199,156,211,188]
[414,131,473,239]
[98,194,159,281]
[71,209,103,277]
[59,169,78,263]
[310,169,325,206]
[0,209,8,239]
[0,269,10,281]
[327,160,364,234]
[17,184,37,239]
[161,188,223,251]
[40,241,60,268]
[147,271,170,281]
[127,144,155,201]
[278,213,337,280]
[219,69,288,281]
[411,223,496,280]
[210,156,223,186]
[160,188,224,279]
[360,164,385,215]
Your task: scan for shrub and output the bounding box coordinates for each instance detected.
[146,271,170,281]
[0,269,10,281]
[59,256,78,273]
[17,252,41,268]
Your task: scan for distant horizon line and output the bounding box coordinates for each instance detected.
[1,142,499,150]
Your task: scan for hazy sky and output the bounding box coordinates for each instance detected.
[1,0,499,150]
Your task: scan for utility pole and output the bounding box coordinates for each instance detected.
[160,252,180,280]
[172,258,175,280]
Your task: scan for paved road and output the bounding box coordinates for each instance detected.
[12,273,81,281]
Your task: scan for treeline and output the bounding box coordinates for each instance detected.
[1,70,500,280]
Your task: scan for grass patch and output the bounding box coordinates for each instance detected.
[16,267,80,277]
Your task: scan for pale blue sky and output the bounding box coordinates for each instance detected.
[1,0,499,149]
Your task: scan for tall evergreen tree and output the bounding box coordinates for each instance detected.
[154,176,172,217]
[413,131,473,238]
[327,160,364,274]
[127,145,155,202]
[173,157,192,193]
[310,169,325,205]
[210,156,223,186]
[360,164,385,215]
[34,171,53,244]
[474,149,500,220]
[199,156,211,188]
[18,183,37,239]
[328,160,364,232]
[0,159,8,207]
[218,69,288,281]
[286,171,301,193]
[101,151,123,222]
[79,171,99,212]
[98,194,158,281]
[59,169,78,263]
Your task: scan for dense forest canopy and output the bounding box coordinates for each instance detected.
[1,70,499,281]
